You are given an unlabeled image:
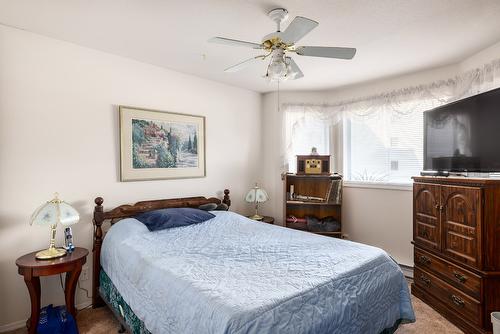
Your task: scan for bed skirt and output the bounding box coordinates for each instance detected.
[99,269,151,334]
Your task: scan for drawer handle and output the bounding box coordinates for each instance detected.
[420,274,431,287]
[451,295,465,307]
[453,271,467,284]
[419,255,431,265]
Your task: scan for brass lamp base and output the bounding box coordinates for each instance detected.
[36,247,67,260]
[248,214,264,221]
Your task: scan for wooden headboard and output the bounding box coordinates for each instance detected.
[91,189,231,307]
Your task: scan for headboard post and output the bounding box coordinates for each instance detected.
[92,197,105,308]
[223,189,231,208]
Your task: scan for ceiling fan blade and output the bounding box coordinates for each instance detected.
[295,46,356,59]
[208,37,263,49]
[280,16,319,44]
[286,58,304,80]
[224,57,261,73]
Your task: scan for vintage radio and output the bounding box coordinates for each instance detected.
[297,155,330,174]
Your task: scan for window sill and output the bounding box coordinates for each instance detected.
[343,181,413,191]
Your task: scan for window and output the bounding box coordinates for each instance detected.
[343,101,433,185]
[284,99,437,185]
[285,111,330,173]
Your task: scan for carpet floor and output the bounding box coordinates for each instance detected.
[5,285,463,334]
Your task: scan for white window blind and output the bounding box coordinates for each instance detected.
[343,101,434,184]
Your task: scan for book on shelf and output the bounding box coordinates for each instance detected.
[293,194,324,202]
[325,179,342,204]
[324,180,335,203]
[336,181,342,204]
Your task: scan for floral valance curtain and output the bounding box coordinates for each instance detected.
[281,58,500,171]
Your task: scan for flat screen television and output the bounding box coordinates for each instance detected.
[424,87,500,172]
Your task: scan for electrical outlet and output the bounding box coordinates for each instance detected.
[80,267,89,281]
[341,234,349,240]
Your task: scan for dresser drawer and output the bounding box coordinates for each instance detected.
[414,248,481,299]
[415,267,481,325]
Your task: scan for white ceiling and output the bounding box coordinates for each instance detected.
[1,0,500,93]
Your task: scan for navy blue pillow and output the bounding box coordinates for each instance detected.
[134,208,215,232]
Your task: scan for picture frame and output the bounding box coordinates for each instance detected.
[119,106,206,181]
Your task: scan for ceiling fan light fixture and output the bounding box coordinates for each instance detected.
[284,57,299,80]
[266,49,287,81]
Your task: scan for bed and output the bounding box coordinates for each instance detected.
[91,191,415,334]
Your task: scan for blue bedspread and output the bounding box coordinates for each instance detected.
[101,211,415,334]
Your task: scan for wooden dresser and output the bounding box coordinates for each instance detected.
[412,176,500,334]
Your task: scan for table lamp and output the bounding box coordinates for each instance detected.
[30,193,80,260]
[245,183,269,221]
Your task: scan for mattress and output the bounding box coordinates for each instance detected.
[101,211,415,334]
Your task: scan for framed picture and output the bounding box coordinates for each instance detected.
[119,106,206,181]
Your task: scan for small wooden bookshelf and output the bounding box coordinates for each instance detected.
[282,173,342,237]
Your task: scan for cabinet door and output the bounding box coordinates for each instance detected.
[441,185,482,268]
[414,183,441,251]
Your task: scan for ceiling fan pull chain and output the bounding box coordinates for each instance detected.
[277,80,280,113]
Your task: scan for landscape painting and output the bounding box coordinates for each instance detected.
[120,106,205,181]
[132,119,199,169]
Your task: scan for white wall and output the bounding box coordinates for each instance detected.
[260,41,500,267]
[0,25,261,330]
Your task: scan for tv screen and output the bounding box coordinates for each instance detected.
[424,87,500,172]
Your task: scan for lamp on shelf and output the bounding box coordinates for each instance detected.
[245,183,269,221]
[30,193,80,260]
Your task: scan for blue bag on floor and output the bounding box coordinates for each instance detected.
[37,304,78,334]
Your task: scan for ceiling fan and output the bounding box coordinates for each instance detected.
[208,8,356,81]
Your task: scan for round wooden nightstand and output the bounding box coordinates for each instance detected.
[16,247,89,334]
